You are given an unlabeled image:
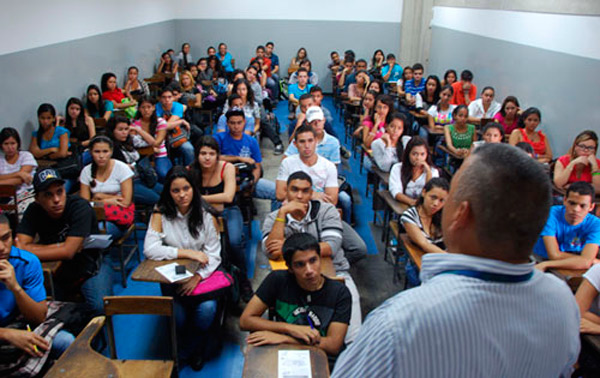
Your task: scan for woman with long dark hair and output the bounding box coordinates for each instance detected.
[85,84,113,120]
[144,166,221,370]
[389,136,439,206]
[64,97,95,147]
[508,107,552,163]
[100,72,137,110]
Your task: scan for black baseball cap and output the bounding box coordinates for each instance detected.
[33,168,65,193]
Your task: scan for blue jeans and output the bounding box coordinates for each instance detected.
[80,258,114,315]
[267,75,279,100]
[174,141,194,166]
[223,206,246,272]
[339,191,352,224]
[49,330,75,359]
[155,156,173,182]
[134,180,163,205]
[254,178,277,211]
[161,284,217,359]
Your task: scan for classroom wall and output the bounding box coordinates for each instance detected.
[0,0,401,145]
[428,6,600,155]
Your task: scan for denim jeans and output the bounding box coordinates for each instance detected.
[49,330,75,359]
[80,258,114,315]
[134,179,163,206]
[339,191,352,224]
[253,178,277,211]
[267,75,280,100]
[160,284,217,359]
[174,141,195,166]
[222,206,246,272]
[155,156,173,182]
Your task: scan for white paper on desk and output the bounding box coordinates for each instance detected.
[154,262,193,283]
[278,350,311,378]
[83,234,113,249]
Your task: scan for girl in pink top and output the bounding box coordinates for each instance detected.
[493,96,521,135]
[364,94,394,148]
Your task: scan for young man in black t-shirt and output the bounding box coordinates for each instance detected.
[16,168,112,314]
[240,233,351,356]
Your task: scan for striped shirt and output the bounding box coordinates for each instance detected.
[332,253,580,378]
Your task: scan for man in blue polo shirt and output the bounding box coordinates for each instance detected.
[265,42,280,101]
[0,214,74,363]
[535,181,600,271]
[214,108,276,205]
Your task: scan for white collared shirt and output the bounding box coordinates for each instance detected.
[333,253,580,378]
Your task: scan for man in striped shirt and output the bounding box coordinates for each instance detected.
[332,144,580,377]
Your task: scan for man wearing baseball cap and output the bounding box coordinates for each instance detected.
[16,168,112,315]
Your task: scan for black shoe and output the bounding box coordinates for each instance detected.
[189,354,205,371]
[340,146,351,159]
[274,144,284,155]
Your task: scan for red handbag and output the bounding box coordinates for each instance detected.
[103,202,135,227]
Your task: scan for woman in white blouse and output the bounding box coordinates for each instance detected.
[369,113,411,172]
[144,166,221,369]
[79,136,133,238]
[389,136,439,207]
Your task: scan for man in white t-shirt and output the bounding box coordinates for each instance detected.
[276,124,338,204]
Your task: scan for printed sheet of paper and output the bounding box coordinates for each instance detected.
[154,262,193,283]
[278,350,311,378]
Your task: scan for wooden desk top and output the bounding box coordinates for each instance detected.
[371,165,390,186]
[400,234,425,269]
[377,190,409,215]
[131,259,201,284]
[269,257,337,279]
[42,260,62,274]
[243,344,329,378]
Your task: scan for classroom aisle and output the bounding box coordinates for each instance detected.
[107,96,401,377]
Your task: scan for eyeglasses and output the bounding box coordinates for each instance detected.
[576,144,596,152]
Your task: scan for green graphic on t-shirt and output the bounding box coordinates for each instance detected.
[275,300,326,336]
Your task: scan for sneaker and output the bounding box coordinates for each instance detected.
[340,146,351,159]
[273,144,284,155]
[287,113,295,120]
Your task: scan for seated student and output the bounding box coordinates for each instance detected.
[123,66,150,98]
[535,181,600,271]
[216,94,256,135]
[214,109,276,205]
[441,69,457,87]
[158,51,179,78]
[264,42,280,100]
[381,54,402,83]
[450,69,477,106]
[328,51,343,75]
[471,122,505,151]
[493,96,521,135]
[178,70,202,107]
[0,214,75,373]
[245,65,265,105]
[404,63,426,107]
[250,45,272,81]
[508,107,552,163]
[79,135,134,239]
[107,117,163,206]
[443,105,477,168]
[0,128,37,218]
[197,58,212,83]
[240,233,351,356]
[390,137,440,207]
[290,47,307,72]
[207,46,216,57]
[363,94,395,149]
[370,49,385,77]
[217,43,234,74]
[289,60,319,86]
[289,94,314,140]
[425,85,456,138]
[368,113,410,172]
[347,70,370,102]
[189,135,254,302]
[353,90,376,143]
[395,66,413,99]
[29,104,75,192]
[285,107,340,167]
[344,59,369,93]
[85,84,113,121]
[288,68,313,120]
[144,166,220,370]
[64,97,95,148]
[176,43,193,68]
[262,172,365,342]
[225,70,246,96]
[367,79,383,97]
[336,58,355,94]
[516,141,535,158]
[400,177,449,286]
[16,169,112,315]
[554,130,600,192]
[467,86,501,125]
[100,72,137,111]
[156,87,195,166]
[413,75,441,128]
